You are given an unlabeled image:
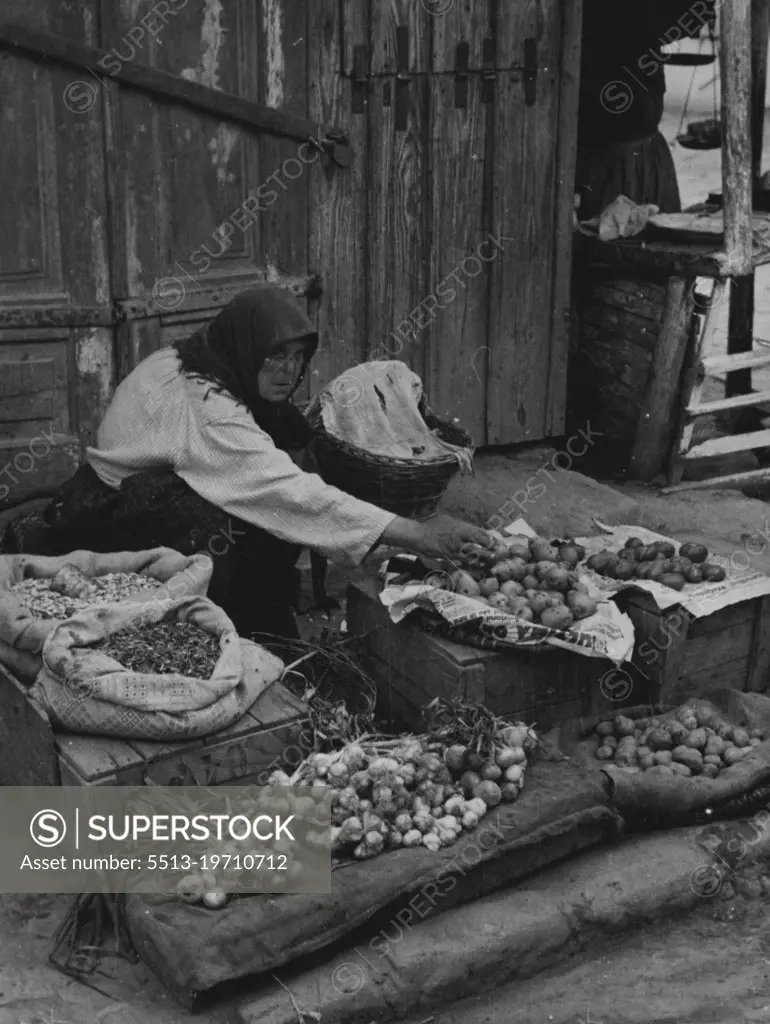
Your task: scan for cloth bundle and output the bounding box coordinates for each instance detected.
[312,361,473,473]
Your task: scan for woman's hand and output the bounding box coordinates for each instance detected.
[381,514,495,566]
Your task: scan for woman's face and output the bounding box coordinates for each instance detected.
[257,340,307,403]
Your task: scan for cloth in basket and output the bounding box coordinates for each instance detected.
[312,360,473,471]
[0,548,214,683]
[30,594,283,741]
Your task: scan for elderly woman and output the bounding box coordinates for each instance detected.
[3,286,491,640]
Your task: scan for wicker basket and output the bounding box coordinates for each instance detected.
[306,401,473,520]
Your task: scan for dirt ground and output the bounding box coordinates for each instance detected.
[401,877,770,1024]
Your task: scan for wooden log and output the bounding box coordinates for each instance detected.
[751,0,770,181]
[720,0,753,276]
[627,276,694,481]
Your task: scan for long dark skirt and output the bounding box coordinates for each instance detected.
[575,129,682,221]
[0,465,301,642]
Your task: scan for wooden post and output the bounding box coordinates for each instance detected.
[722,0,756,411]
[722,0,754,274]
[751,0,770,182]
[628,277,694,481]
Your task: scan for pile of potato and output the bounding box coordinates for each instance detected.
[585,538,726,590]
[593,705,764,777]
[442,534,598,630]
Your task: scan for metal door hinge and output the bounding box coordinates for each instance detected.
[352,44,368,114]
[455,41,469,108]
[395,26,410,130]
[524,37,537,105]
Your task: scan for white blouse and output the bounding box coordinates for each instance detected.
[86,347,396,566]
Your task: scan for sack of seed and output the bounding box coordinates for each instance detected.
[0,548,214,683]
[30,594,283,740]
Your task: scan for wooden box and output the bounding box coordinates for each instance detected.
[613,590,770,706]
[0,663,309,787]
[347,579,618,731]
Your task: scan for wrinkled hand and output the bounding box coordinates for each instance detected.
[417,514,495,566]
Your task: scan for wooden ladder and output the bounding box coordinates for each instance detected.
[665,279,770,491]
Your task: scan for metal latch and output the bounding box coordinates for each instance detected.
[482,37,496,103]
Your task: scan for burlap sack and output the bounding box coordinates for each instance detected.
[30,594,283,741]
[544,690,770,830]
[0,548,213,683]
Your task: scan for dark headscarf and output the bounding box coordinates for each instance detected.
[174,285,318,452]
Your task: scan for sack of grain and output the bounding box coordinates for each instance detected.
[0,548,213,683]
[30,594,283,740]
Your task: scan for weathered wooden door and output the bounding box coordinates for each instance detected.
[341,0,581,445]
[0,0,114,511]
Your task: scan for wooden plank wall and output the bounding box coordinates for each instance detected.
[0,0,113,509]
[0,0,579,489]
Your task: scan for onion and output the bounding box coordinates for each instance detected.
[202,890,229,910]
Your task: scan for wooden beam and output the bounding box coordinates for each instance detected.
[725,275,756,401]
[0,22,347,149]
[683,425,770,458]
[627,276,693,481]
[660,466,770,493]
[721,0,754,276]
[751,0,770,181]
[686,386,770,415]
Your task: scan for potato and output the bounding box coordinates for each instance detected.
[751,737,763,747]
[750,728,764,740]
[732,728,751,748]
[704,735,725,758]
[596,721,615,738]
[649,765,674,776]
[684,728,708,750]
[639,754,656,770]
[672,746,703,773]
[703,754,723,768]
[670,762,692,777]
[694,706,720,729]
[702,763,719,778]
[595,745,614,761]
[614,715,636,737]
[636,745,652,758]
[614,740,637,766]
[723,746,745,765]
[716,724,733,741]
[647,729,673,752]
[604,736,618,751]
[668,722,689,746]
[654,751,673,766]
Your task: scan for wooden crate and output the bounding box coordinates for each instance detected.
[347,579,617,731]
[613,590,770,706]
[0,660,309,787]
